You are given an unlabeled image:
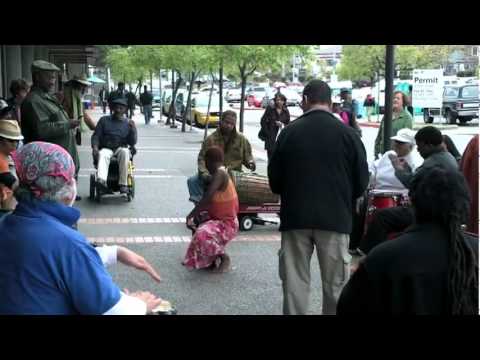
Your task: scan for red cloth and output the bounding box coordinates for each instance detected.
[460,135,479,235]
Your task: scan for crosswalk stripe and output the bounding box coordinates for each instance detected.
[79,216,279,224]
[87,234,281,244]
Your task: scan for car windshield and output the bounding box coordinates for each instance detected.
[461,86,478,98]
[444,87,459,97]
[253,87,265,92]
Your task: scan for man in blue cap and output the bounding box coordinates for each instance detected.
[91,98,137,194]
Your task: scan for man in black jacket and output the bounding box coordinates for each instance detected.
[268,80,369,315]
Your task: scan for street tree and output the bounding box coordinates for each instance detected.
[220,45,310,132]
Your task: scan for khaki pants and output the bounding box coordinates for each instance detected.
[97,148,130,186]
[279,229,351,315]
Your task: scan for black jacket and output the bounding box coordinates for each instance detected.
[337,223,479,314]
[260,105,290,151]
[268,108,369,233]
[91,115,137,151]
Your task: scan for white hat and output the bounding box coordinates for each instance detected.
[0,120,24,141]
[390,128,415,144]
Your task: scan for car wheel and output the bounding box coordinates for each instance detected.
[423,109,434,123]
[239,215,254,231]
[446,109,457,125]
[195,115,203,128]
[89,174,96,201]
[458,117,470,125]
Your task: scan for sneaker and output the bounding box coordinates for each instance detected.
[119,185,129,194]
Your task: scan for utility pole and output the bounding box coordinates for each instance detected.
[383,45,395,154]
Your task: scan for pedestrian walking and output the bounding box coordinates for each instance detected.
[339,88,362,137]
[374,91,413,159]
[268,80,369,315]
[363,94,375,122]
[140,85,154,125]
[259,92,290,161]
[338,166,478,315]
[99,86,108,114]
[126,91,138,119]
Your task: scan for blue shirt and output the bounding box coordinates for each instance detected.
[0,199,121,315]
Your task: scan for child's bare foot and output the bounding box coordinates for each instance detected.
[211,254,231,273]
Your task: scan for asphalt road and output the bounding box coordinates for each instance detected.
[75,104,477,315]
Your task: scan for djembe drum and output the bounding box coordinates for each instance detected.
[229,170,279,205]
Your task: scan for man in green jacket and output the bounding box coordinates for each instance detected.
[21,60,81,191]
[374,91,413,159]
[187,110,255,204]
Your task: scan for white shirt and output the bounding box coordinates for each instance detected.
[369,149,423,191]
[95,245,147,315]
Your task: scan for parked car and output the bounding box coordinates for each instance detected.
[186,94,231,128]
[225,88,243,103]
[162,89,188,118]
[152,90,162,110]
[261,87,301,108]
[423,84,479,124]
[247,86,268,107]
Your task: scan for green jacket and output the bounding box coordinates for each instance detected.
[21,87,79,173]
[198,129,254,180]
[374,109,413,159]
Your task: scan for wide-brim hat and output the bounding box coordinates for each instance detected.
[391,128,416,144]
[68,74,91,86]
[111,98,128,107]
[31,60,60,73]
[0,120,24,140]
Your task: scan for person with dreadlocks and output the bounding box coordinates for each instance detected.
[337,166,478,314]
[183,146,239,273]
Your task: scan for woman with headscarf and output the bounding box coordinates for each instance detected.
[374,91,413,159]
[0,142,163,314]
[259,92,290,161]
[183,146,239,273]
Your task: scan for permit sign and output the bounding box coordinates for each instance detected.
[412,69,444,108]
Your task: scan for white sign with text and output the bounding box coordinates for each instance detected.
[412,69,444,108]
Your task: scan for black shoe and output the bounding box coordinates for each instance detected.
[119,185,129,194]
[96,179,108,193]
[75,195,82,201]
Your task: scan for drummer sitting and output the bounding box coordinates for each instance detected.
[350,128,421,254]
[356,126,458,258]
[187,110,256,204]
[369,128,422,191]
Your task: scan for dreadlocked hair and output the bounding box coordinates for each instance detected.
[410,166,478,314]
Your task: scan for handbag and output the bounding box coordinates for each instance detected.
[75,128,82,146]
[258,127,267,141]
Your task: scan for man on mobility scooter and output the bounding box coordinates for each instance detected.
[91,98,137,201]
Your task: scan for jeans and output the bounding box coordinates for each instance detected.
[187,174,206,203]
[143,105,152,124]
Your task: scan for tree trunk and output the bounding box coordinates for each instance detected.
[204,72,215,140]
[182,71,196,132]
[158,69,162,123]
[219,61,223,116]
[166,70,175,125]
[239,68,246,133]
[169,71,182,129]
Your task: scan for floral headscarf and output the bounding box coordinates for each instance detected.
[12,141,75,197]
